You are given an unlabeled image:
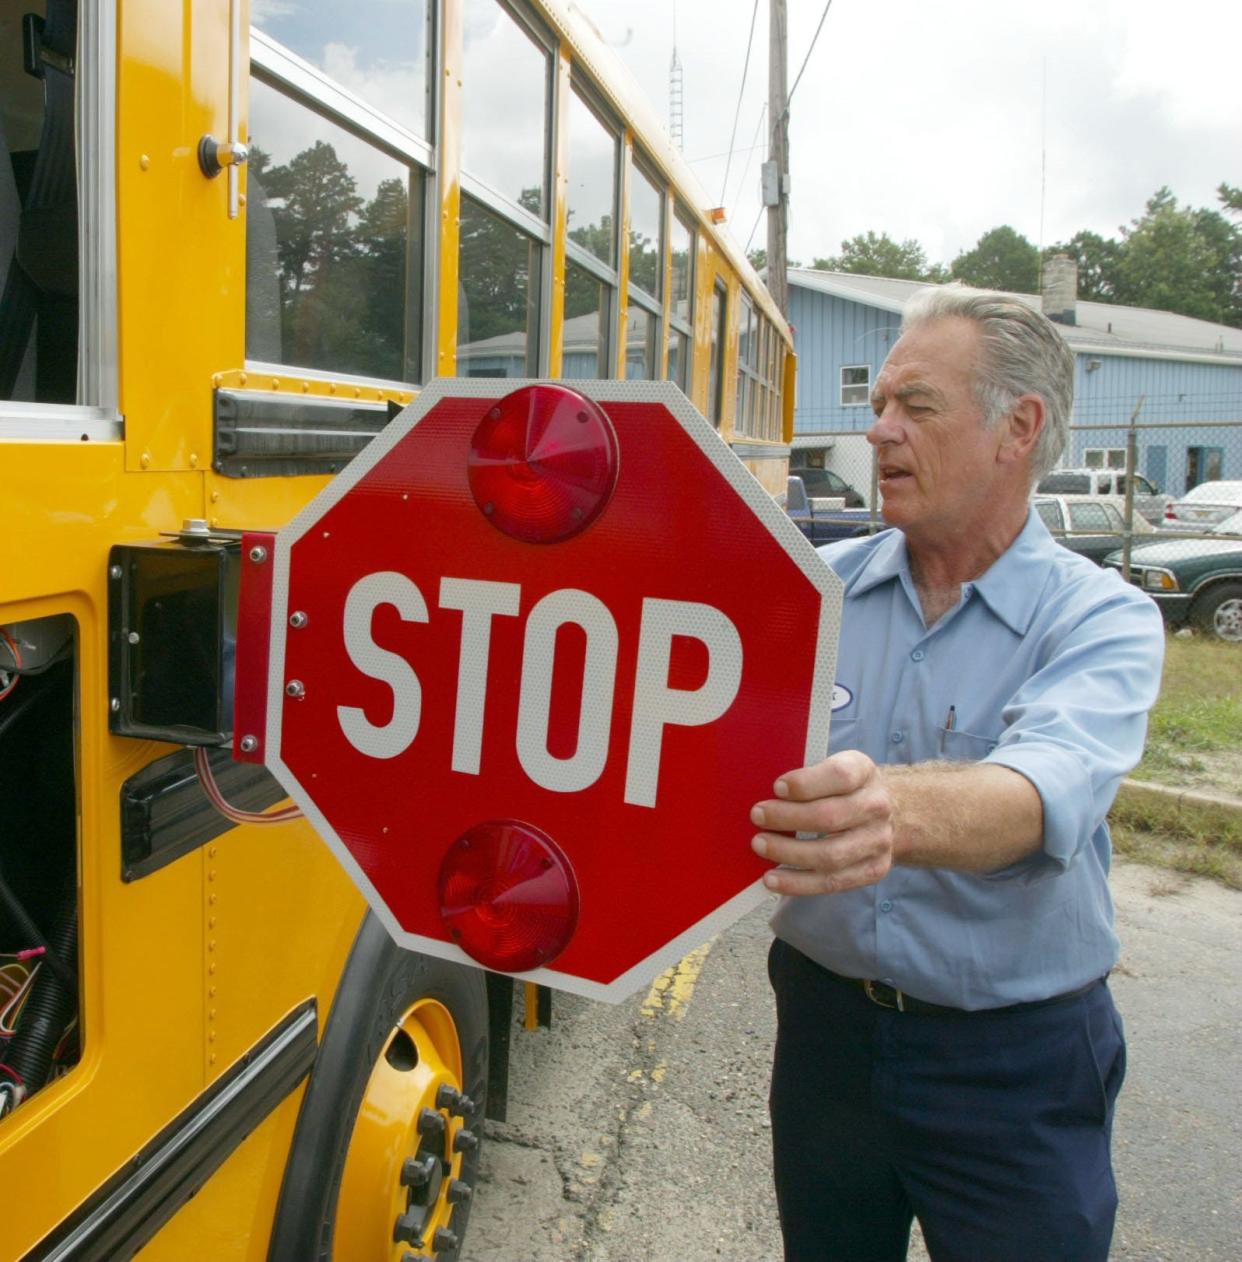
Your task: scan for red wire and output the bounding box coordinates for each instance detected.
[192,746,302,825]
[0,627,22,702]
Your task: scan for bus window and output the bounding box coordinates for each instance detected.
[1,4,77,404]
[625,156,663,378]
[563,82,619,377]
[667,207,694,391]
[458,195,541,377]
[566,86,617,269]
[246,77,426,383]
[251,0,432,141]
[709,278,726,428]
[462,0,551,218]
[624,306,657,380]
[562,258,608,378]
[736,295,755,436]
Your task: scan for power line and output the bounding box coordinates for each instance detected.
[720,0,761,205]
[730,103,768,224]
[787,0,835,111]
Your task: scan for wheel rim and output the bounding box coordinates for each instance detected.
[334,997,473,1259]
[1213,596,1242,641]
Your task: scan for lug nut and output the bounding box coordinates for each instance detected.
[446,1178,473,1204]
[401,1153,437,1188]
[452,1128,479,1154]
[393,1210,424,1247]
[417,1106,446,1139]
[436,1084,475,1117]
[432,1227,460,1254]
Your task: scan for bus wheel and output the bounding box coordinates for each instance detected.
[267,915,488,1262]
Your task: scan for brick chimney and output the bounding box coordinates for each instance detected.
[1042,253,1077,326]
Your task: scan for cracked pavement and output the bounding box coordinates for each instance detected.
[467,862,1242,1261]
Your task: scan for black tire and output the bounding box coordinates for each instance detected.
[267,912,488,1261]
[1190,582,1242,643]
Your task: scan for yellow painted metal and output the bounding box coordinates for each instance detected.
[523,980,541,1031]
[437,0,464,378]
[334,999,466,1260]
[547,45,573,376]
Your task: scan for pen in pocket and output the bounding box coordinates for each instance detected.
[945,705,956,731]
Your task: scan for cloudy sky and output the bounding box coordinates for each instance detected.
[574,0,1242,270]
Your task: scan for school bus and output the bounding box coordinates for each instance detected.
[0,0,794,1256]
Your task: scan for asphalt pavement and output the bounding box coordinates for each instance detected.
[467,859,1241,1261]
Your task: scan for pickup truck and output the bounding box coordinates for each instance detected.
[783,476,883,545]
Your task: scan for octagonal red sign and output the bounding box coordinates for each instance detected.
[258,378,841,1002]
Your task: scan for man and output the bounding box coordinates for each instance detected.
[751,287,1165,1261]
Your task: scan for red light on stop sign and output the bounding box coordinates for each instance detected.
[438,820,580,972]
[468,383,619,544]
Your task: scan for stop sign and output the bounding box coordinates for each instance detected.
[251,378,841,1002]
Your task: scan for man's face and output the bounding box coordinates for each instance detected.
[867,317,1011,543]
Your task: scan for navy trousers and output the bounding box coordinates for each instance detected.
[768,939,1126,1262]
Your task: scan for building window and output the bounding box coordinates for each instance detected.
[1186,446,1224,491]
[840,364,870,407]
[1084,447,1126,470]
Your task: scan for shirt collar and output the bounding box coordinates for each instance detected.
[848,508,1059,636]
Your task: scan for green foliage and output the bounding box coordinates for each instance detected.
[813,231,946,283]
[950,225,1040,293]
[1112,187,1242,326]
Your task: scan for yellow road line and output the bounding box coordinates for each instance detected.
[640,939,715,1022]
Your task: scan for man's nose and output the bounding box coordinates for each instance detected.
[867,406,903,447]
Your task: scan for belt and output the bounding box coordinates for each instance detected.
[825,969,1102,1017]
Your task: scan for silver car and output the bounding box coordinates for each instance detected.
[1036,468,1171,526]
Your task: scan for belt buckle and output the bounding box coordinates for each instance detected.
[863,979,905,1012]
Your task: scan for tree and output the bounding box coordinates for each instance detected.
[813,231,946,282]
[950,226,1040,293]
[1219,183,1242,217]
[1113,187,1242,327]
[1043,231,1122,302]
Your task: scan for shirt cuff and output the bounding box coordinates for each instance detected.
[986,743,1095,871]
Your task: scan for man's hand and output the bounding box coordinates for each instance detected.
[750,751,896,896]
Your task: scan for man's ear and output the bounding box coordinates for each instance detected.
[997,394,1045,467]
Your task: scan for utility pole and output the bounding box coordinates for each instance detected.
[764,0,789,316]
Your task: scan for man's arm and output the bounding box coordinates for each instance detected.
[750,751,1044,897]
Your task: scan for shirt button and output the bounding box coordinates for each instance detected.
[880,899,893,913]
[911,649,925,662]
[890,731,904,745]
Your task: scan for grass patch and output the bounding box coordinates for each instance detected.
[1110,789,1242,890]
[1130,634,1242,790]
[1110,633,1242,888]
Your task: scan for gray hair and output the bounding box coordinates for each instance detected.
[900,286,1074,481]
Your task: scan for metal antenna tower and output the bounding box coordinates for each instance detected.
[669,1,684,150]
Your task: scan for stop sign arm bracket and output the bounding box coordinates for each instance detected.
[233,531,276,764]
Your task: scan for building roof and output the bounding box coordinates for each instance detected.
[788,269,1242,367]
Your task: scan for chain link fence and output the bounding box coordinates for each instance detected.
[789,415,1242,641]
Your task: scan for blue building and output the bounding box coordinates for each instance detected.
[788,264,1242,505]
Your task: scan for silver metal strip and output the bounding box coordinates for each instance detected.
[250,30,435,172]
[0,405,123,442]
[459,174,553,246]
[76,0,119,411]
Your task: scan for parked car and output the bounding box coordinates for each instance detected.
[788,467,866,507]
[1032,495,1135,565]
[783,476,880,545]
[1036,468,1170,525]
[1104,538,1242,642]
[1159,480,1242,535]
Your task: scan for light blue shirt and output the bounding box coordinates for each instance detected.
[772,509,1166,1009]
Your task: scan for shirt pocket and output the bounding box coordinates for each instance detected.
[938,726,998,762]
